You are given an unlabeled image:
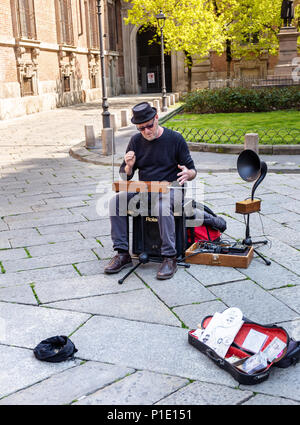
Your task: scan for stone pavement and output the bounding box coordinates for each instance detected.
[0,96,299,406]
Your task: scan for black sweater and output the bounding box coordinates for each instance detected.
[119,127,196,182]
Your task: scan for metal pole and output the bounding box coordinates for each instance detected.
[160,26,168,112]
[97,0,110,128]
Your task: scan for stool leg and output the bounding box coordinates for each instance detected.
[118,261,142,284]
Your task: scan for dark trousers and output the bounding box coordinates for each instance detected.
[109,189,182,257]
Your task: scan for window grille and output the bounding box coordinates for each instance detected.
[107,1,118,51]
[58,0,74,45]
[63,75,71,92]
[22,76,34,96]
[90,73,97,88]
[16,0,37,39]
[86,0,99,49]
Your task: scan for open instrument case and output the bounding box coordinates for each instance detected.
[188,315,290,385]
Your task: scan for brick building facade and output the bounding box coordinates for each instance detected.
[0,0,125,120]
[0,1,299,120]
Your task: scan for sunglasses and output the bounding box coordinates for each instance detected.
[137,118,155,132]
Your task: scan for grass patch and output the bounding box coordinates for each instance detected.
[72,264,82,276]
[165,110,300,130]
[0,262,5,273]
[164,110,300,144]
[30,283,41,304]
[24,248,32,258]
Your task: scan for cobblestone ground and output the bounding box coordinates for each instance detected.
[0,102,299,406]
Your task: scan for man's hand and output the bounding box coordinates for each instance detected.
[124,151,136,175]
[177,164,196,185]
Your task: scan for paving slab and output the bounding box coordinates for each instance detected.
[239,363,300,401]
[258,238,300,275]
[70,315,237,386]
[76,370,189,405]
[70,205,105,221]
[156,381,253,405]
[0,265,79,288]
[210,280,298,323]
[186,263,246,287]
[3,208,71,224]
[93,235,115,259]
[27,237,99,258]
[136,265,216,307]
[0,228,41,241]
[0,238,10,249]
[237,257,300,289]
[9,231,84,248]
[33,274,144,304]
[267,211,300,225]
[0,344,80,399]
[270,285,300,313]
[75,259,110,276]
[0,302,90,348]
[0,247,28,261]
[278,319,300,340]
[0,361,134,405]
[4,213,88,230]
[242,394,299,405]
[0,284,37,304]
[1,249,97,273]
[47,288,181,326]
[37,219,111,237]
[172,300,228,330]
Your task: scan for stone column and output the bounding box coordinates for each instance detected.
[274,26,300,77]
[244,133,259,153]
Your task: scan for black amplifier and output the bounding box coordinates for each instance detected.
[132,215,186,260]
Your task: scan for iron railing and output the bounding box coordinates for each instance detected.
[169,127,300,144]
[208,77,300,89]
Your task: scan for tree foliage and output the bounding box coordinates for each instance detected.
[124,0,298,59]
[124,0,225,58]
[213,0,283,59]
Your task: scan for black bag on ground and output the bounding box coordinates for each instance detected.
[33,335,78,363]
[186,201,227,244]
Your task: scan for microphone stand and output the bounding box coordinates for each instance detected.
[242,161,271,266]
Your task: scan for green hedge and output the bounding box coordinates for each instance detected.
[183,86,300,113]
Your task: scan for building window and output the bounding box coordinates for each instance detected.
[57,0,74,45]
[63,75,71,92]
[16,0,37,39]
[22,76,34,96]
[85,0,99,49]
[90,73,97,88]
[107,0,118,51]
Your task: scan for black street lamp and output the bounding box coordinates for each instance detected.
[156,10,168,112]
[97,0,110,128]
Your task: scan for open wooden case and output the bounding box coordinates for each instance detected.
[185,242,253,268]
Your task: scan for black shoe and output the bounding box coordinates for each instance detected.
[156,256,178,280]
[104,253,133,274]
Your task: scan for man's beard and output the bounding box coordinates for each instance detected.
[143,125,160,141]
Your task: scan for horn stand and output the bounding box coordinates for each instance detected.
[236,150,271,266]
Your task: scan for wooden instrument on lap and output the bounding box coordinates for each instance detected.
[112,181,170,193]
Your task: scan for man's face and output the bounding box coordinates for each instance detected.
[136,115,159,141]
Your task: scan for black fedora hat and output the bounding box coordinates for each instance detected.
[131,102,157,124]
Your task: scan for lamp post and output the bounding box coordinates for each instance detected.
[97,0,110,128]
[156,10,167,112]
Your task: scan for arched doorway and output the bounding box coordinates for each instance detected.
[136,27,172,93]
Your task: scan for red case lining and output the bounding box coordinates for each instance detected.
[201,316,288,364]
